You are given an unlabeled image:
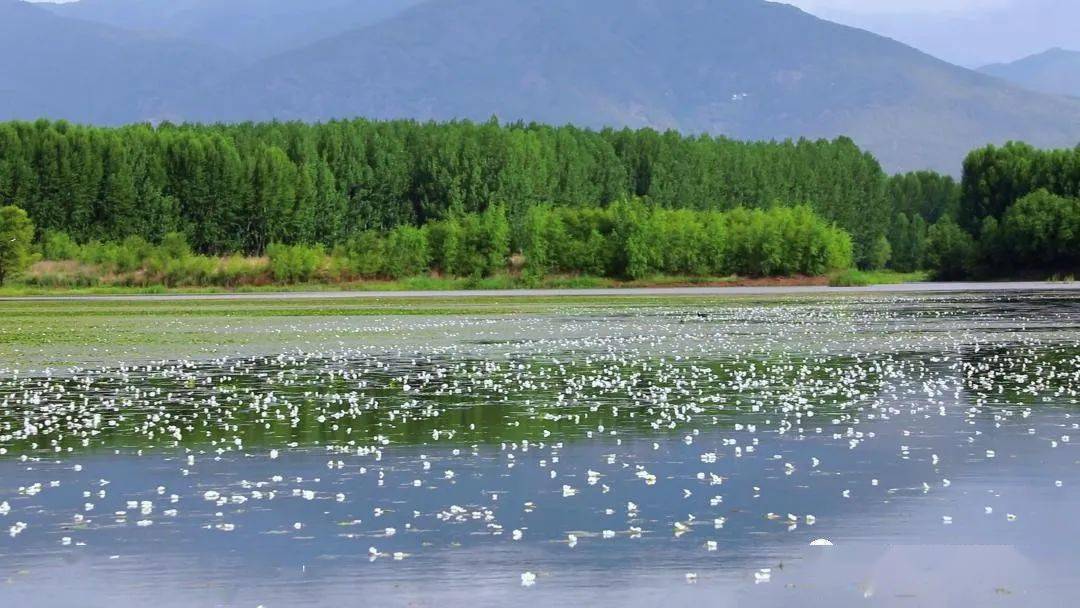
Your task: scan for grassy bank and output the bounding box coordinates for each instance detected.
[0,270,935,298]
[828,269,931,287]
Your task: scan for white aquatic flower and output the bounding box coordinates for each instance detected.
[269,449,279,459]
[706,540,718,551]
[0,501,9,516]
[567,534,578,548]
[520,572,537,587]
[511,529,522,541]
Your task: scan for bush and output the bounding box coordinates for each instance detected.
[427,205,510,277]
[344,231,386,278]
[162,255,218,286]
[41,231,81,261]
[426,217,465,276]
[0,205,35,285]
[997,189,1080,271]
[926,217,976,280]
[267,243,325,283]
[383,226,429,279]
[160,232,192,259]
[519,201,852,280]
[217,254,268,286]
[829,269,872,287]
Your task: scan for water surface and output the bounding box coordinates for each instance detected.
[1,293,1078,607]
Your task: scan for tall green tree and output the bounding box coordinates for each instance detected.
[0,205,35,285]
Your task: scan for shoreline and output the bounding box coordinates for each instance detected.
[1,281,1078,302]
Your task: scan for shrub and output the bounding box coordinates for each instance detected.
[383,226,429,279]
[998,189,1080,270]
[160,232,192,259]
[217,254,268,286]
[427,205,510,277]
[344,231,386,278]
[0,205,35,285]
[926,217,977,280]
[267,243,325,283]
[426,218,464,276]
[41,231,81,261]
[162,255,218,286]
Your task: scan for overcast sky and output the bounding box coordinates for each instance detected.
[783,0,1080,66]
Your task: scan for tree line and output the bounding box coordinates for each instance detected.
[899,142,1080,279]
[2,118,1077,284]
[7,202,848,288]
[0,118,889,262]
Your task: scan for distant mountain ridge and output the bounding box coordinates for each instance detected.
[0,0,234,124]
[980,48,1080,98]
[200,0,1080,173]
[4,0,1080,174]
[43,0,424,61]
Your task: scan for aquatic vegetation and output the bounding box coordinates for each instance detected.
[0,293,1078,605]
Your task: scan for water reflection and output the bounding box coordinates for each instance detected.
[1,293,1078,607]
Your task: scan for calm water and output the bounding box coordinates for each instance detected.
[1,293,1078,607]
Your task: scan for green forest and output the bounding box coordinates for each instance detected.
[0,119,1077,288]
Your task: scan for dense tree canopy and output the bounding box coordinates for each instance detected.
[0,118,890,263]
[960,142,1080,232]
[3,118,1076,284]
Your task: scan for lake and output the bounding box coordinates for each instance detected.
[1,291,1078,607]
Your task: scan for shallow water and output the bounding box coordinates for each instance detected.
[1,293,1078,607]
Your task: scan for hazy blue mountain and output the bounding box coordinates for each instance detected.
[792,0,1080,68]
[0,0,234,124]
[980,48,1080,98]
[7,0,1080,173]
[44,0,425,61]
[201,0,1080,173]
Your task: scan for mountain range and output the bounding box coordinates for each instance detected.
[43,0,424,61]
[980,48,1080,99]
[4,0,1080,174]
[0,0,231,123]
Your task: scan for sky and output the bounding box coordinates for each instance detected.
[783,0,1080,66]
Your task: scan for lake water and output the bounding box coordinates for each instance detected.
[1,293,1078,607]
